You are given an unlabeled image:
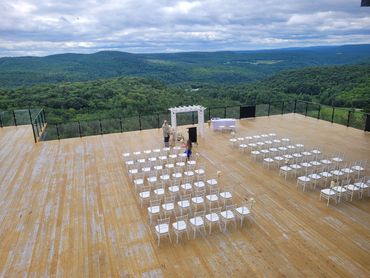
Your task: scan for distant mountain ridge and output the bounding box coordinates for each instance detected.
[0,44,370,88]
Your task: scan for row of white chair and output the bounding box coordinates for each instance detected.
[123,146,185,160]
[320,177,370,206]
[154,199,255,246]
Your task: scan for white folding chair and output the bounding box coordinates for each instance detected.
[332,180,348,203]
[154,217,172,247]
[357,176,370,198]
[352,160,367,178]
[191,188,205,212]
[148,199,161,224]
[320,182,337,206]
[162,195,175,217]
[219,186,233,207]
[344,179,361,201]
[172,214,190,243]
[206,188,220,209]
[138,185,151,208]
[297,172,311,192]
[205,207,222,234]
[220,204,237,232]
[189,211,206,238]
[279,165,292,179]
[235,198,255,226]
[177,194,192,216]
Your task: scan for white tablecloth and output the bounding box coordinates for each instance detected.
[211,118,236,130]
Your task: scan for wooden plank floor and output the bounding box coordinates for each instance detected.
[0,114,369,277]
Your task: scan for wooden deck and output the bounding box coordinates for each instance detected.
[0,114,369,277]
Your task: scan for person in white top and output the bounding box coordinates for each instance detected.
[162,120,171,147]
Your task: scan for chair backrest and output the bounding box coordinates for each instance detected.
[180,194,191,201]
[134,172,144,179]
[164,195,175,204]
[157,217,170,231]
[184,176,194,184]
[224,204,236,218]
[209,188,219,195]
[148,170,157,178]
[153,181,163,189]
[341,179,351,186]
[175,214,188,223]
[161,169,169,175]
[150,199,161,207]
[194,188,205,196]
[194,210,205,218]
[355,177,364,184]
[226,204,237,211]
[209,207,221,220]
[141,185,150,193]
[170,179,180,187]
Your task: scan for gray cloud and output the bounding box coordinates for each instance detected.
[0,0,369,56]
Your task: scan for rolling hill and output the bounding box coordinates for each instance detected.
[1,44,370,88]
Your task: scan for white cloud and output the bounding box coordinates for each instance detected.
[0,0,369,56]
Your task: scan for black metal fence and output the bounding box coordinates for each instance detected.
[40,101,368,141]
[31,109,47,142]
[0,109,41,127]
[1,101,368,142]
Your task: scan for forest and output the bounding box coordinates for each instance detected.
[0,44,369,124]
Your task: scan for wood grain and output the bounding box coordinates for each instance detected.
[0,114,369,277]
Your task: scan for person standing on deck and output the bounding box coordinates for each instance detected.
[185,139,192,160]
[162,120,170,147]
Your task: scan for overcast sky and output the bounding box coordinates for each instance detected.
[0,0,369,57]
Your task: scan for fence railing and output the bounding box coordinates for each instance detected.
[40,100,368,141]
[1,101,368,142]
[0,108,41,127]
[31,109,47,142]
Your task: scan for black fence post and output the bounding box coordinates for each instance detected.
[0,112,3,128]
[305,102,308,116]
[12,110,17,126]
[99,119,103,135]
[139,114,142,131]
[293,100,297,113]
[347,110,351,127]
[268,103,271,116]
[281,101,285,115]
[43,109,46,123]
[37,117,41,132]
[317,105,321,120]
[78,121,82,137]
[28,109,33,126]
[365,114,370,132]
[41,109,46,127]
[120,118,123,133]
[208,108,211,120]
[192,112,195,125]
[224,107,226,118]
[157,114,160,129]
[331,107,335,123]
[56,124,60,140]
[35,119,39,138]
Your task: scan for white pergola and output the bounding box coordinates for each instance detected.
[169,105,206,137]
